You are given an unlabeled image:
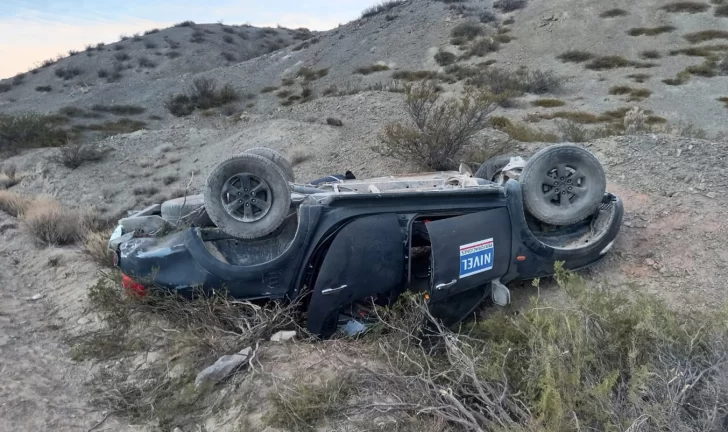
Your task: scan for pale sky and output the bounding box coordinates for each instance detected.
[0,0,379,78]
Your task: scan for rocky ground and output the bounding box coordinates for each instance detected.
[1,0,728,430]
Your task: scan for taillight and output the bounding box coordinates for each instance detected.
[112,250,119,267]
[122,274,147,296]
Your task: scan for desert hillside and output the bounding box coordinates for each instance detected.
[1,0,728,431]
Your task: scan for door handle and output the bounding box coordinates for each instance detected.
[435,279,457,290]
[322,284,347,295]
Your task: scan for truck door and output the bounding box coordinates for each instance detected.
[425,209,511,302]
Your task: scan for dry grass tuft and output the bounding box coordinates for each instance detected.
[640,50,662,59]
[557,50,595,63]
[0,163,23,189]
[0,190,31,217]
[600,8,629,17]
[354,64,390,75]
[165,78,240,117]
[361,0,406,19]
[627,73,651,83]
[22,196,84,245]
[717,4,728,16]
[585,56,656,70]
[684,30,728,43]
[663,70,692,85]
[669,44,728,57]
[83,229,115,267]
[609,85,652,100]
[661,1,710,13]
[530,98,565,107]
[628,26,676,36]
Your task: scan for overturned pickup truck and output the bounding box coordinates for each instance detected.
[108,145,623,337]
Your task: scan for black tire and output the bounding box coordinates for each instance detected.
[204,154,292,239]
[160,195,214,226]
[244,147,295,183]
[474,154,516,181]
[520,144,606,226]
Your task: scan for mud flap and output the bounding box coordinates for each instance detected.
[307,214,405,337]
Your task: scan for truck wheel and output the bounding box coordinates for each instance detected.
[475,155,515,182]
[244,147,295,183]
[520,144,606,226]
[204,154,292,239]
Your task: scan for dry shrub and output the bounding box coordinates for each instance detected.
[461,37,500,59]
[376,81,500,170]
[83,229,115,267]
[342,264,728,432]
[451,21,485,40]
[624,106,648,134]
[435,49,457,66]
[73,275,302,427]
[22,196,83,245]
[0,163,22,189]
[48,143,107,169]
[288,147,312,166]
[0,190,31,217]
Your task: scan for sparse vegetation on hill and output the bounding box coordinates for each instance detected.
[599,8,629,18]
[684,29,728,43]
[557,50,594,63]
[661,1,710,13]
[0,113,71,153]
[434,49,457,66]
[354,64,390,75]
[493,0,528,12]
[49,143,108,169]
[585,55,655,70]
[165,77,240,116]
[361,0,406,19]
[628,26,677,36]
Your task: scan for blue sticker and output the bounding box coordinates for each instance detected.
[459,238,494,278]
